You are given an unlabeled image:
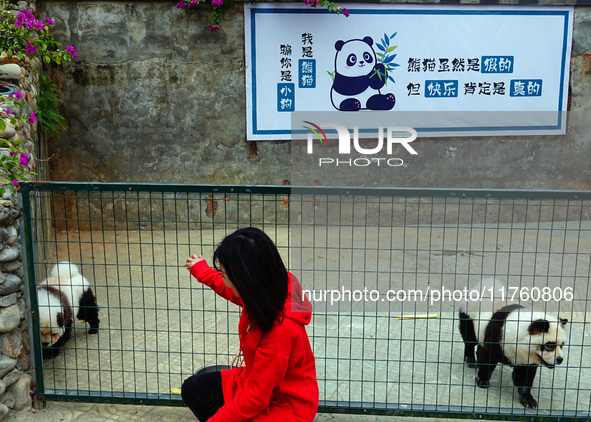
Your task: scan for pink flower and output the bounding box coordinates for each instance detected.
[12,180,18,187]
[25,41,37,56]
[176,0,187,8]
[44,18,55,25]
[209,24,220,33]
[27,113,37,124]
[343,7,349,17]
[15,10,39,29]
[66,45,78,59]
[212,0,224,7]
[20,153,29,167]
[4,109,12,115]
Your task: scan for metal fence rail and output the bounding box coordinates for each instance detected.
[21,182,591,420]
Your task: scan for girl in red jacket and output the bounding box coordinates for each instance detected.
[182,227,319,421]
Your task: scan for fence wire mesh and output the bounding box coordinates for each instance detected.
[21,182,591,420]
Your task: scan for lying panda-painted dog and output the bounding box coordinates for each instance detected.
[37,262,100,359]
[458,278,568,409]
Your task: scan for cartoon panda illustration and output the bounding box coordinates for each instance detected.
[330,36,396,111]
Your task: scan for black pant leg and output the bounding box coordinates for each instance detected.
[181,371,225,421]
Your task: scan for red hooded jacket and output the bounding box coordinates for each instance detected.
[190,260,319,422]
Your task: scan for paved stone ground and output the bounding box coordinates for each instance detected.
[6,402,488,422]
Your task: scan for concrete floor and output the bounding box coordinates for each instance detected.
[27,221,591,419]
[6,402,480,422]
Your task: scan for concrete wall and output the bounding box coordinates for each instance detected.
[37,0,591,190]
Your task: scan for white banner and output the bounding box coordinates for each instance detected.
[245,4,573,140]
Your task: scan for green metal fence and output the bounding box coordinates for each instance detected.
[21,182,591,420]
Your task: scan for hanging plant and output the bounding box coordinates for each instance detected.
[37,73,69,138]
[176,0,349,33]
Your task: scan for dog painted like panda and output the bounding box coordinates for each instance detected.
[458,278,568,409]
[37,262,100,358]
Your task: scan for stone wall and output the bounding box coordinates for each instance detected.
[36,1,591,191]
[0,194,32,419]
[0,1,41,418]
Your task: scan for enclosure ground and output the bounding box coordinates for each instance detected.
[30,225,591,417]
[6,402,497,422]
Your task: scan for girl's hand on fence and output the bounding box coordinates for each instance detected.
[184,254,204,270]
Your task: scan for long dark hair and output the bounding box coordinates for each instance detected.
[213,227,288,332]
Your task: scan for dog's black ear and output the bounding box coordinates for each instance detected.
[57,312,64,327]
[528,319,550,335]
[560,318,568,327]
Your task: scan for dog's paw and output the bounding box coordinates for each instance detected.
[464,356,477,368]
[42,347,62,359]
[520,395,538,409]
[87,318,100,334]
[476,376,490,388]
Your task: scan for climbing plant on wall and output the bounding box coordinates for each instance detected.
[0,0,76,193]
[0,92,37,194]
[176,0,348,32]
[0,0,77,64]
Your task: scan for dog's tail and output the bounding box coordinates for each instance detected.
[49,261,80,280]
[478,277,506,302]
[459,277,507,315]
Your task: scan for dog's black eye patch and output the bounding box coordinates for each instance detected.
[529,319,550,335]
[541,342,557,352]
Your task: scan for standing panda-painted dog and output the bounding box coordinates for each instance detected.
[37,262,100,358]
[330,36,396,112]
[458,278,568,409]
